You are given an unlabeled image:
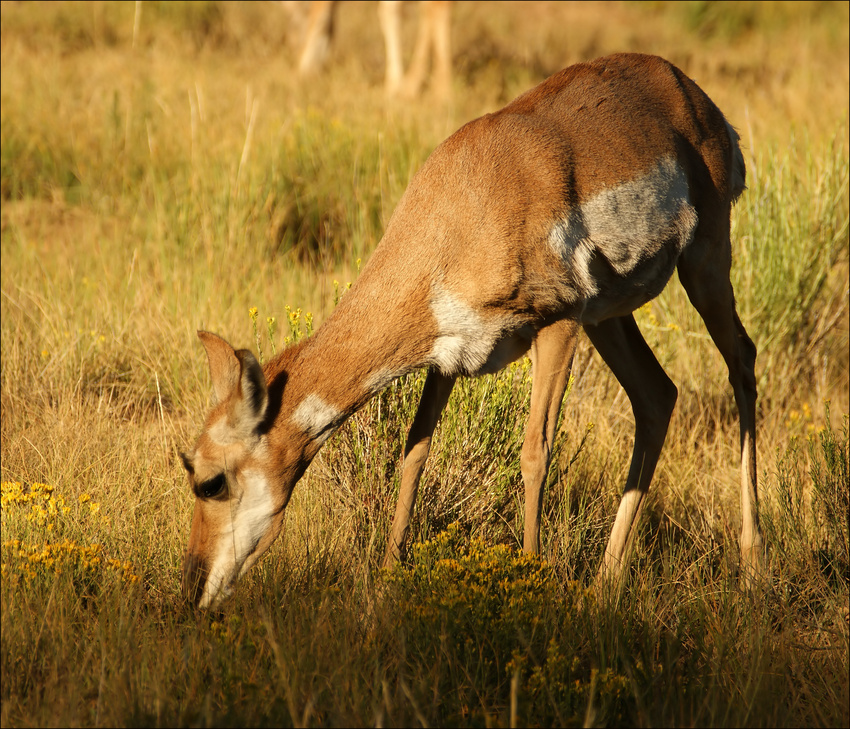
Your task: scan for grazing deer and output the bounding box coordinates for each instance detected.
[181,53,762,608]
[295,0,452,99]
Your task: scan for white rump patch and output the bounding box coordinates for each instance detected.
[548,156,697,325]
[292,393,342,445]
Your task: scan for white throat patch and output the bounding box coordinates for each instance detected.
[427,286,531,376]
[428,287,496,375]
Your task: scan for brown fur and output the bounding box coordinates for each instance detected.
[181,53,761,608]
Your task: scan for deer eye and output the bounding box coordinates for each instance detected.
[198,474,226,500]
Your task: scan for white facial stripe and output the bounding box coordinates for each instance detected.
[198,564,228,609]
[292,393,342,445]
[198,468,275,609]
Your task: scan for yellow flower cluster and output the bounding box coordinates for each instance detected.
[505,635,631,721]
[208,614,260,643]
[1,481,71,531]
[786,401,824,435]
[636,300,680,332]
[2,480,53,505]
[332,280,352,307]
[284,304,314,343]
[2,538,102,580]
[1,482,138,586]
[387,524,635,723]
[389,522,556,631]
[105,557,141,584]
[1,538,140,585]
[249,304,314,358]
[1,481,102,531]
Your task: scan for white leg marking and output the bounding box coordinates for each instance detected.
[600,488,645,579]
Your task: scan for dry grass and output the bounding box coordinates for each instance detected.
[1,1,848,726]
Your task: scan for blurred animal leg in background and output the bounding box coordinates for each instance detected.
[293,1,452,99]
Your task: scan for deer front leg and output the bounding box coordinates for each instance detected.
[521,319,581,554]
[383,369,455,568]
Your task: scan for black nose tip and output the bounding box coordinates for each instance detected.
[182,553,208,607]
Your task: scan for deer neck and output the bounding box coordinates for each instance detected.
[261,280,432,458]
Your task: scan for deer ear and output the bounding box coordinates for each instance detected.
[197,331,268,432]
[233,348,269,428]
[198,331,240,404]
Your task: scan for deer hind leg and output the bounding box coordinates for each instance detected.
[429,1,452,100]
[400,0,452,99]
[378,0,404,96]
[297,0,338,76]
[585,314,679,587]
[521,318,581,555]
[677,235,762,588]
[383,368,455,568]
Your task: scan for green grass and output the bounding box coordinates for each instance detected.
[2,2,849,726]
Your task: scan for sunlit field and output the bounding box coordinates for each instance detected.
[1,1,848,726]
